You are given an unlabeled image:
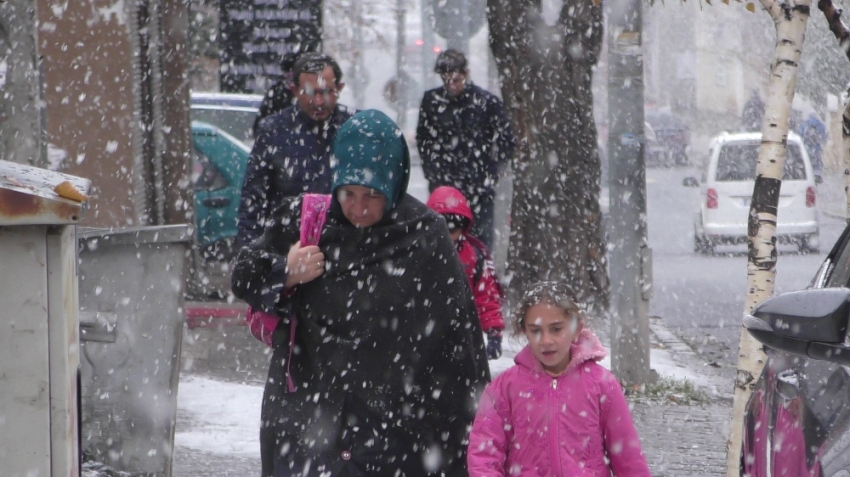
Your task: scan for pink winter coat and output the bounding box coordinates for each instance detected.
[467,329,652,477]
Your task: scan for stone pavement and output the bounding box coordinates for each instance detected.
[170,314,735,477]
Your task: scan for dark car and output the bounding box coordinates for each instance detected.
[645,107,689,166]
[741,226,850,476]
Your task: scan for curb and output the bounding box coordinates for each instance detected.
[648,316,735,404]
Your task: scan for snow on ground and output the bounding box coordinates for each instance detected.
[174,336,705,458]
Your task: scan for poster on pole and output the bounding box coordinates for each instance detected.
[219,0,323,93]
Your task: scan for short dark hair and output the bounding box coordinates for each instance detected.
[292,53,343,87]
[434,49,468,74]
[281,52,300,72]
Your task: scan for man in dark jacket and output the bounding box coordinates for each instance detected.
[237,53,353,249]
[232,109,490,477]
[416,49,515,249]
[251,52,300,137]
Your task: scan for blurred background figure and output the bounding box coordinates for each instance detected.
[252,52,301,136]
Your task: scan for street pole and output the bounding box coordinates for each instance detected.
[606,0,652,387]
[396,0,407,130]
[352,0,365,109]
[0,0,45,167]
[421,0,435,92]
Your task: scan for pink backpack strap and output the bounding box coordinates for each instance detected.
[300,193,331,246]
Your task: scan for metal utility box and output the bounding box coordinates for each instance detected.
[78,225,191,477]
[0,160,91,476]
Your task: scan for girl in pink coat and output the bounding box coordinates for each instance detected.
[467,282,652,477]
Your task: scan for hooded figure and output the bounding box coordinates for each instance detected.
[426,186,505,359]
[232,109,491,477]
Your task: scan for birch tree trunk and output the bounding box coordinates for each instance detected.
[487,0,609,315]
[816,0,850,220]
[726,0,811,474]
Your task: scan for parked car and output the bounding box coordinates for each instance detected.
[190,92,262,148]
[645,107,689,166]
[741,225,850,476]
[189,121,250,297]
[691,131,819,254]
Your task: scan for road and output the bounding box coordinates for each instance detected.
[645,165,846,379]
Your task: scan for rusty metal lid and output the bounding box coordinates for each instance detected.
[0,159,92,226]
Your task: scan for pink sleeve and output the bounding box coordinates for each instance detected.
[467,381,509,477]
[600,372,652,477]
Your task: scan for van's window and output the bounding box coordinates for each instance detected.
[714,142,807,181]
[192,148,229,191]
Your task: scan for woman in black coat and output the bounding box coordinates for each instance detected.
[232,109,491,477]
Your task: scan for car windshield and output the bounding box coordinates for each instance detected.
[190,108,257,148]
[715,141,807,181]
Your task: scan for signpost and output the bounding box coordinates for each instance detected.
[219,0,323,93]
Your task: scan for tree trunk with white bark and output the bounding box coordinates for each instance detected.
[726,0,811,474]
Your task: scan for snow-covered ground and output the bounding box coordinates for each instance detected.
[174,335,708,458]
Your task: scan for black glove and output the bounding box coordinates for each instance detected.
[486,330,502,360]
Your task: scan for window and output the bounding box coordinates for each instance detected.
[714,142,807,182]
[192,148,229,191]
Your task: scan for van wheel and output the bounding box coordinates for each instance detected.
[695,235,714,255]
[800,235,820,255]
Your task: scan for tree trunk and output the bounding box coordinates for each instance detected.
[0,0,44,167]
[816,0,850,220]
[488,0,608,315]
[726,0,811,474]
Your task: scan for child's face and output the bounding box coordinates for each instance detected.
[523,303,583,376]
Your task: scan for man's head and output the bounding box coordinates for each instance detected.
[434,49,469,98]
[290,53,345,122]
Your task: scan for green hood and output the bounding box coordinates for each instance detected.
[331,109,410,211]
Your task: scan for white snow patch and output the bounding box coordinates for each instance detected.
[174,376,263,457]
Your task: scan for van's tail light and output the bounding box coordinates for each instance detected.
[806,186,816,207]
[707,188,718,209]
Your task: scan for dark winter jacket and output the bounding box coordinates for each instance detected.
[232,110,491,477]
[252,80,296,136]
[236,103,354,248]
[426,186,504,333]
[416,82,515,198]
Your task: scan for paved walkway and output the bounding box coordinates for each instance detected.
[170,318,735,477]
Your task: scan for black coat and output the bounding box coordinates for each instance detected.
[237,104,354,248]
[415,83,515,198]
[232,194,491,477]
[252,80,296,137]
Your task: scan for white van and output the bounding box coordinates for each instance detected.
[693,131,819,254]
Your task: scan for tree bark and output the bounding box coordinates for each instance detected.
[487,0,608,315]
[817,0,850,221]
[0,0,44,167]
[726,0,811,474]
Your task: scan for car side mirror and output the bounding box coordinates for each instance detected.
[744,288,850,365]
[682,176,699,187]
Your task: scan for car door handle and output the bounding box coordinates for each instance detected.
[202,197,231,208]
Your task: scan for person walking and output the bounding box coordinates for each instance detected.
[231,109,491,477]
[416,49,515,249]
[237,53,353,249]
[467,281,652,477]
[427,185,505,360]
[251,52,300,137]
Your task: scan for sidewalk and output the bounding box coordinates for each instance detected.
[171,316,734,477]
